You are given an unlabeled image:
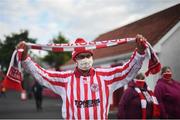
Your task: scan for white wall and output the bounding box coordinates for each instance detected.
[159,24,180,81]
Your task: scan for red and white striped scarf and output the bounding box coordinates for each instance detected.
[3,38,161,91]
[134,86,160,119]
[26,37,135,52]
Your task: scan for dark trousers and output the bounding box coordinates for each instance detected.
[34,96,42,110]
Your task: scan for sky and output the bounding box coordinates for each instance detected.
[0,0,179,44]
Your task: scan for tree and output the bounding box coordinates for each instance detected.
[0,30,36,73]
[42,33,71,71]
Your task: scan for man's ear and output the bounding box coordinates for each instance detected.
[74,59,78,64]
[74,58,77,62]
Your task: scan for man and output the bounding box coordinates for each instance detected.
[17,34,147,119]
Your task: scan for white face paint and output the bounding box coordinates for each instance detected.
[76,57,93,70]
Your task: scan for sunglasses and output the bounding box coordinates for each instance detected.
[76,54,92,60]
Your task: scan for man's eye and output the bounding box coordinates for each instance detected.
[86,55,91,58]
[79,56,85,59]
[77,54,91,59]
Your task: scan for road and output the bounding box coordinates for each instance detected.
[0,91,62,119]
[0,91,117,119]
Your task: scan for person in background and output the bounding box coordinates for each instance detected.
[118,73,160,119]
[32,81,43,111]
[154,66,180,119]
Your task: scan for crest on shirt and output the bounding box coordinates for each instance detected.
[91,83,99,92]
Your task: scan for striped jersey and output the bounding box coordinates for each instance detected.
[22,50,145,119]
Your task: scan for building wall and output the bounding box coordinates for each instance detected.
[159,25,180,81]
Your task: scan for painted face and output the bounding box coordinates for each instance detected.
[162,69,172,80]
[76,53,93,71]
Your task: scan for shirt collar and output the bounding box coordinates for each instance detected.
[74,67,95,78]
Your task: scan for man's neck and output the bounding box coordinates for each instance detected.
[77,68,90,76]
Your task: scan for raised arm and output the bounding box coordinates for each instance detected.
[96,34,147,91]
[16,41,71,96]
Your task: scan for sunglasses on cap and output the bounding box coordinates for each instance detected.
[76,53,92,60]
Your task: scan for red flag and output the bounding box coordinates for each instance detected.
[3,50,23,91]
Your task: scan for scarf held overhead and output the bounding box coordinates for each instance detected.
[3,38,161,91]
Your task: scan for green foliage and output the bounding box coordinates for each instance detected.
[42,33,71,70]
[0,30,36,73]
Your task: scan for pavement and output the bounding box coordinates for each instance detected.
[0,91,117,119]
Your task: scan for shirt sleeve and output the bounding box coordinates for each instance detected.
[22,57,72,95]
[96,50,145,92]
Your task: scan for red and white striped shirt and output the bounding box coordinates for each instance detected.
[22,50,145,119]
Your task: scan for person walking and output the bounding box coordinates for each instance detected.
[17,34,147,119]
[32,81,43,111]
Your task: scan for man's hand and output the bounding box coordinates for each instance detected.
[136,34,147,54]
[16,41,28,61]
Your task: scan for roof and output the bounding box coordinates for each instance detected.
[64,4,180,66]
